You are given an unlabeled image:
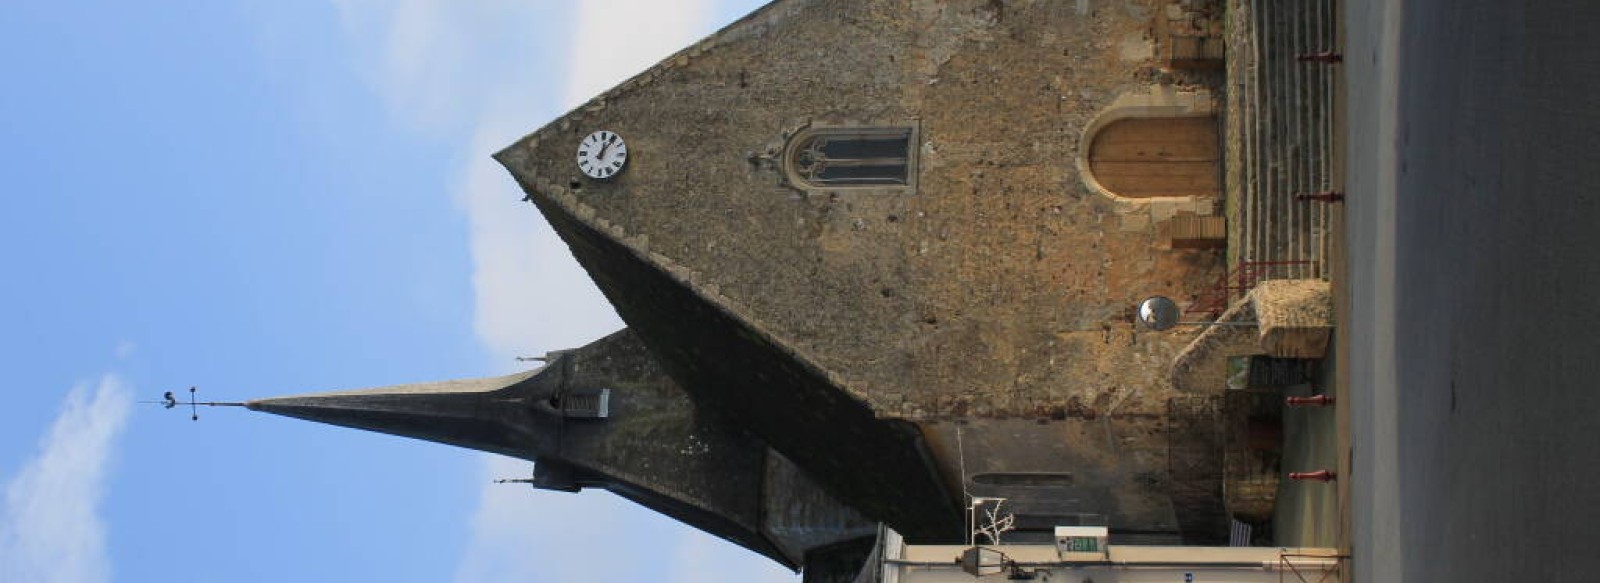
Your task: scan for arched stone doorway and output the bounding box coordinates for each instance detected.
[1087,116,1219,199]
[1076,88,1220,205]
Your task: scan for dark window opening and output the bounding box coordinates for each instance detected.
[557,389,611,419]
[789,128,913,187]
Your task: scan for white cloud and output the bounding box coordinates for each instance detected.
[456,456,797,583]
[459,118,624,362]
[0,376,133,583]
[563,0,715,108]
[463,0,720,360]
[452,456,636,582]
[667,530,797,583]
[328,0,526,133]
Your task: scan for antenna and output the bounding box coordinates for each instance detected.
[494,478,536,485]
[138,387,245,421]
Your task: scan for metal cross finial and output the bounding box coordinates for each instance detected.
[140,387,245,421]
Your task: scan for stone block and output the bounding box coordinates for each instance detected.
[1250,280,1333,359]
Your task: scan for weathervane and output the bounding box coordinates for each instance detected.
[141,386,245,421]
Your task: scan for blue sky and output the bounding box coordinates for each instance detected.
[0,1,790,581]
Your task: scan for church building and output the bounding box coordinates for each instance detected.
[245,1,1337,580]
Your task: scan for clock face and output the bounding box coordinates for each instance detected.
[576,130,628,179]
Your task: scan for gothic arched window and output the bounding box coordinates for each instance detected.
[785,127,916,190]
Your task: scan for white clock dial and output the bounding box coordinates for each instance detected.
[576,130,628,179]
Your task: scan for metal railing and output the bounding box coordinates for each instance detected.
[1186,260,1317,317]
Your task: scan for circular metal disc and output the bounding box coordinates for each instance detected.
[1137,296,1180,331]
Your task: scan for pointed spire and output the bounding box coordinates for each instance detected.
[246,369,558,461]
[242,329,886,570]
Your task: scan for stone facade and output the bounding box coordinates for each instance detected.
[493,0,1240,547]
[497,0,1226,421]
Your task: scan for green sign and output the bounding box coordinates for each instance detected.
[1064,537,1100,552]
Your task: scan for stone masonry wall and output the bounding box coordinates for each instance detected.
[497,0,1224,422]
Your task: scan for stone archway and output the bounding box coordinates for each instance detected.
[1076,87,1220,205]
[1088,116,1219,198]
